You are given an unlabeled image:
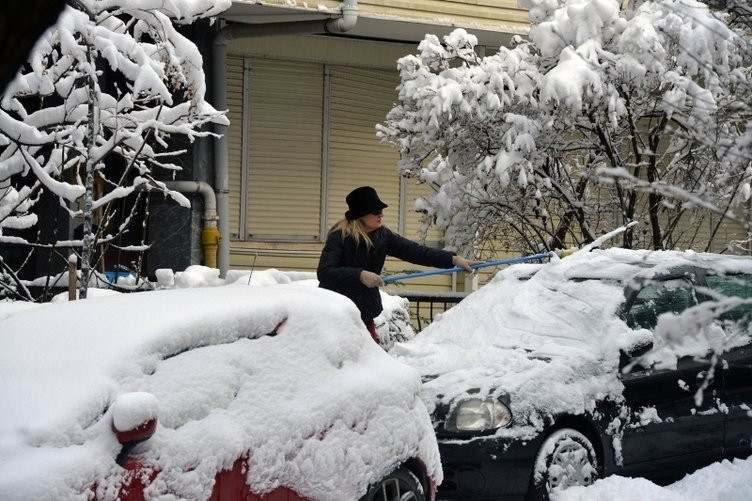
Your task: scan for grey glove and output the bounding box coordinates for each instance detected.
[360,270,384,288]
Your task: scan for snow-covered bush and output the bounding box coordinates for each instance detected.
[375,293,416,350]
[378,0,752,256]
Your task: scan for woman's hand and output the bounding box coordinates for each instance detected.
[452,255,479,272]
[360,270,384,288]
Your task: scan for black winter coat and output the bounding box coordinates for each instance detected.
[317,227,455,321]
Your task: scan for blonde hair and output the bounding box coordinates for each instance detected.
[329,218,374,248]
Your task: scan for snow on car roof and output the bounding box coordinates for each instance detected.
[393,247,752,440]
[0,284,440,500]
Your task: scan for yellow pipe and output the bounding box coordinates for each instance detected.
[202,227,221,269]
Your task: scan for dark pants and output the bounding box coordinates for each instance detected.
[363,319,378,343]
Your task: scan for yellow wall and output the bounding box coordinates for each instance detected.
[244,0,529,34]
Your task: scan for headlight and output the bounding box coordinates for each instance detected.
[445,396,512,433]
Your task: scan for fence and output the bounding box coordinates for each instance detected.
[395,291,469,332]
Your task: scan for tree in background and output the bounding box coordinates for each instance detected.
[0,0,230,300]
[378,0,752,257]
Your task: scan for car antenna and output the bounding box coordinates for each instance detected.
[246,253,258,286]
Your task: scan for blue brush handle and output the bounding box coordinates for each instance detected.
[382,252,553,284]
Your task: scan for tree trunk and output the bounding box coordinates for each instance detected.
[79,42,97,300]
[647,115,668,250]
[550,175,590,248]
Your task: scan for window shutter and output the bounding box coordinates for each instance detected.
[327,67,401,229]
[226,55,244,239]
[246,59,324,240]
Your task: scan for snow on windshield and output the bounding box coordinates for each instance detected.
[0,282,439,500]
[392,247,752,440]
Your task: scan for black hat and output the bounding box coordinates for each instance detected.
[345,186,388,220]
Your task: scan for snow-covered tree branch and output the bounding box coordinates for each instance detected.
[0,0,229,299]
[378,0,752,256]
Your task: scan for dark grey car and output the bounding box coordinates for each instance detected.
[395,248,752,500]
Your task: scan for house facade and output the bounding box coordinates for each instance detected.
[149,0,529,295]
[149,0,750,298]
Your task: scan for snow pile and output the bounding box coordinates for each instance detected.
[38,264,415,349]
[553,456,752,500]
[153,265,415,348]
[51,287,121,302]
[0,299,40,321]
[0,285,440,500]
[393,247,752,440]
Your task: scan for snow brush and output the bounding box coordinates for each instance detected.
[382,252,554,285]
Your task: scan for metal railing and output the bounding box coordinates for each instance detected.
[395,291,469,331]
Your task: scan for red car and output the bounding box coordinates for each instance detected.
[0,284,440,500]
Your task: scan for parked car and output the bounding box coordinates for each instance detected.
[0,284,441,500]
[392,247,752,500]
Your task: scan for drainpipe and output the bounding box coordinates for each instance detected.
[212,0,358,278]
[212,39,229,277]
[164,181,220,269]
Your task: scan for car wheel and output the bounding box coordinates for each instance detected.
[360,466,426,501]
[528,428,599,500]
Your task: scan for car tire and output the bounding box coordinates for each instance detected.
[360,466,426,501]
[527,428,599,500]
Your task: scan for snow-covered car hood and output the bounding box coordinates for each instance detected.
[0,285,440,500]
[393,247,752,440]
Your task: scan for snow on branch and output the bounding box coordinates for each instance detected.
[379,0,752,256]
[0,0,230,298]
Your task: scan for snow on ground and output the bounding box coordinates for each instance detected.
[554,456,752,501]
[0,298,40,320]
[0,282,440,500]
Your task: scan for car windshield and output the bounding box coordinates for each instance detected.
[626,278,697,331]
[705,274,752,323]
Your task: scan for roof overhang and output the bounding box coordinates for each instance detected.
[221,1,528,48]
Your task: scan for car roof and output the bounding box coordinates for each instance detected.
[1,286,300,429]
[501,247,752,283]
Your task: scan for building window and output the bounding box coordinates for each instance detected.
[227,55,441,246]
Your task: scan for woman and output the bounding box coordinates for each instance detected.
[317,186,474,343]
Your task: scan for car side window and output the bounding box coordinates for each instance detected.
[626,278,697,331]
[704,274,752,324]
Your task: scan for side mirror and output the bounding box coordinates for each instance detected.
[112,392,158,466]
[624,339,654,359]
[619,338,654,370]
